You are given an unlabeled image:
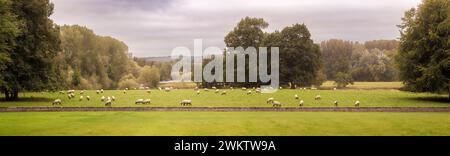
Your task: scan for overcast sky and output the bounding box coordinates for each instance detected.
[50,0,421,57]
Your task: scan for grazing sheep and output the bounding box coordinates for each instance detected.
[230,87,234,90]
[180,100,192,106]
[68,94,72,99]
[279,87,283,90]
[96,90,100,94]
[204,88,209,91]
[272,101,282,108]
[145,87,150,90]
[246,90,252,95]
[125,88,129,90]
[333,88,337,91]
[112,96,116,101]
[267,97,274,104]
[165,87,171,92]
[59,91,65,94]
[334,100,339,107]
[79,96,84,101]
[107,96,111,102]
[255,88,261,93]
[355,101,360,107]
[135,99,144,104]
[215,89,220,93]
[299,100,304,107]
[100,89,104,93]
[221,91,227,95]
[105,100,112,107]
[242,87,247,90]
[86,96,90,101]
[80,90,84,95]
[143,99,151,104]
[52,99,62,105]
[315,95,321,100]
[212,87,217,90]
[101,96,105,102]
[194,87,199,91]
[147,90,151,93]
[295,94,299,100]
[197,90,200,95]
[158,87,162,91]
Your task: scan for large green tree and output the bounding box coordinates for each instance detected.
[223,17,269,87]
[1,0,61,100]
[0,0,20,88]
[397,0,449,99]
[278,24,322,88]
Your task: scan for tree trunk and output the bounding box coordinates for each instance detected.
[3,89,19,101]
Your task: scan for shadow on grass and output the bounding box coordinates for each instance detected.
[399,96,450,104]
[0,97,53,102]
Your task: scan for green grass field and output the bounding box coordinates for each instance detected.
[0,89,448,107]
[0,112,448,136]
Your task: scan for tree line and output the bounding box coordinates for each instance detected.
[0,0,448,100]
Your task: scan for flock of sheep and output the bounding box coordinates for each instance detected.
[52,87,361,108]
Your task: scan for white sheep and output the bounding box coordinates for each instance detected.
[135,99,144,104]
[147,90,151,93]
[180,100,192,106]
[267,97,274,104]
[96,90,100,94]
[204,88,209,91]
[333,88,337,91]
[123,90,127,94]
[125,88,129,90]
[221,91,227,95]
[294,94,299,100]
[143,99,151,104]
[299,100,304,107]
[215,89,220,93]
[246,90,252,95]
[315,95,321,100]
[79,96,84,101]
[334,100,339,107]
[80,90,84,95]
[112,96,116,101]
[105,99,112,107]
[355,101,360,107]
[212,86,217,89]
[196,90,200,95]
[107,96,111,102]
[242,87,247,90]
[52,99,62,105]
[101,96,105,102]
[164,87,171,92]
[272,101,282,108]
[100,89,104,93]
[86,96,90,101]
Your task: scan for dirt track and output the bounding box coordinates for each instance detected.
[0,107,449,112]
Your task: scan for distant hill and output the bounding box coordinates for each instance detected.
[140,56,174,62]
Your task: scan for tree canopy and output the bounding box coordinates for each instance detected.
[396,0,449,99]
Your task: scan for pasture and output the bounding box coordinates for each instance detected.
[0,88,448,107]
[0,112,448,136]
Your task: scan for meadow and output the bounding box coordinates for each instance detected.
[0,88,448,107]
[0,112,448,136]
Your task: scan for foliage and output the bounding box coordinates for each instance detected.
[334,72,354,88]
[396,0,449,98]
[1,0,61,100]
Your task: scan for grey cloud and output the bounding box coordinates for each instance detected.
[50,0,420,57]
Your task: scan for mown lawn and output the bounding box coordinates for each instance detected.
[0,89,448,107]
[0,112,448,136]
